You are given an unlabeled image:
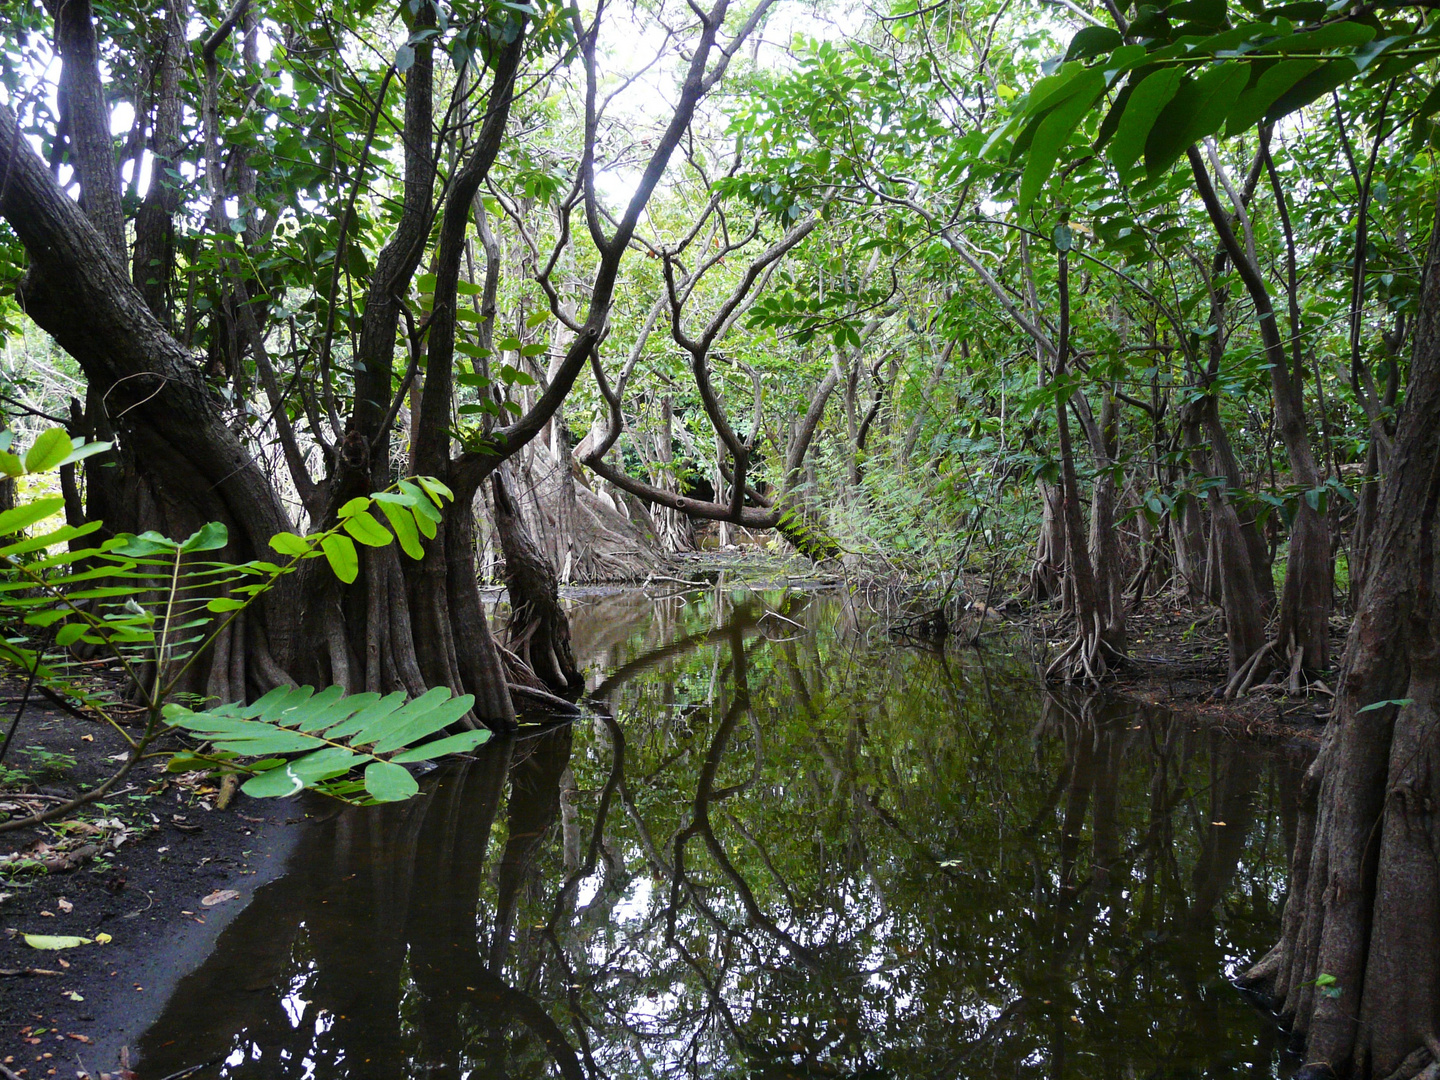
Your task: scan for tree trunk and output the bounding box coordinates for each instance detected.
[1028,480,1067,603]
[1248,190,1440,1080]
[492,466,583,695]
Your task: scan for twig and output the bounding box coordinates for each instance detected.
[0,651,39,766]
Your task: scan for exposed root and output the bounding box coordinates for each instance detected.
[507,682,582,715]
[1224,633,1317,700]
[1045,609,1119,686]
[1225,639,1279,699]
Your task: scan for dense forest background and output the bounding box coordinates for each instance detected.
[2,0,1439,1074]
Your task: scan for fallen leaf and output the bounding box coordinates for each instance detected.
[67,1033,91,1043]
[23,935,91,951]
[201,889,239,907]
[64,991,83,1001]
[56,899,72,914]
[94,933,111,945]
[80,734,93,742]
[39,911,55,918]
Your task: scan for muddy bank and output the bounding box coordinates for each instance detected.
[0,686,303,1079]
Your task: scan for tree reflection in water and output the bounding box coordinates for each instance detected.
[135,588,1309,1078]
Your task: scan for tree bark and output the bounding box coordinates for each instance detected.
[1250,189,1440,1080]
[493,465,583,695]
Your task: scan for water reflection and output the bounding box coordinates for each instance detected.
[135,589,1308,1078]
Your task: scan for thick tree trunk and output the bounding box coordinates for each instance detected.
[0,105,304,687]
[492,466,583,695]
[1249,191,1440,1080]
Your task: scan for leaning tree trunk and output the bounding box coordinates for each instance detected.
[1246,191,1440,1080]
[0,102,305,698]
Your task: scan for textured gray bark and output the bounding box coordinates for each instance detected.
[1252,191,1440,1080]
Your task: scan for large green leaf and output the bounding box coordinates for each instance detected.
[341,510,393,547]
[390,728,492,762]
[376,499,424,559]
[364,760,419,802]
[368,693,477,753]
[165,683,488,805]
[241,747,360,797]
[1144,63,1248,175]
[1224,58,1320,136]
[1017,70,1105,213]
[1108,67,1183,176]
[0,496,65,537]
[1262,58,1357,123]
[1065,25,1123,62]
[180,522,229,553]
[23,428,72,473]
[320,533,359,583]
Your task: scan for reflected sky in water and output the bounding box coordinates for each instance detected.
[135,586,1309,1078]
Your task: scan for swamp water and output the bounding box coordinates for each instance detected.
[134,587,1309,1078]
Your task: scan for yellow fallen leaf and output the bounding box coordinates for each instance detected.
[94,932,112,945]
[201,889,240,907]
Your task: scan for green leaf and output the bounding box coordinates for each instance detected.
[269,532,311,557]
[377,499,424,559]
[1017,70,1105,213]
[241,747,360,797]
[24,428,72,473]
[323,691,407,740]
[0,496,65,537]
[1276,20,1375,53]
[54,439,111,469]
[1262,58,1357,123]
[368,692,475,752]
[1167,0,1226,26]
[364,760,419,802]
[352,687,473,749]
[180,522,229,553]
[389,728,492,762]
[55,622,87,647]
[525,309,549,329]
[24,934,92,950]
[338,497,372,519]
[1357,698,1414,713]
[206,597,247,612]
[1065,25,1123,62]
[1145,63,1248,175]
[1108,67,1183,176]
[0,451,21,478]
[320,533,359,583]
[341,510,393,547]
[1225,59,1320,137]
[414,478,452,506]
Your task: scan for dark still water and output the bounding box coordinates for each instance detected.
[135,587,1309,1078]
